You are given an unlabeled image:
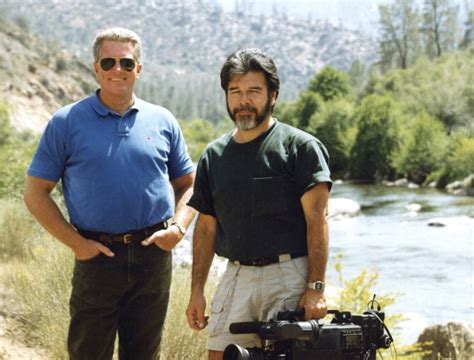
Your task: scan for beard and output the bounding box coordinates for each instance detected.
[227,97,273,131]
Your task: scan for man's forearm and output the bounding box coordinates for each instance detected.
[300,183,330,284]
[171,172,196,230]
[306,217,329,283]
[173,185,196,229]
[191,214,216,294]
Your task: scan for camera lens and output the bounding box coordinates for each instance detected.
[223,344,251,360]
[223,344,267,360]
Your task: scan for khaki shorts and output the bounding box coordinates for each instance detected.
[207,256,308,351]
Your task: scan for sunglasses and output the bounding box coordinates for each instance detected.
[99,57,136,72]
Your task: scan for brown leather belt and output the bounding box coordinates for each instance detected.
[232,252,307,267]
[76,221,168,244]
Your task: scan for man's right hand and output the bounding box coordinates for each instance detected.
[72,238,115,261]
[186,292,208,330]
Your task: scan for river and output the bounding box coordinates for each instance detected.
[175,182,474,345]
[327,182,473,344]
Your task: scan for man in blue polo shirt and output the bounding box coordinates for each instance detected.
[24,27,195,360]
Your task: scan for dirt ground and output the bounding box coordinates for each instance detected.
[0,265,46,360]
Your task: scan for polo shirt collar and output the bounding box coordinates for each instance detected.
[90,89,140,116]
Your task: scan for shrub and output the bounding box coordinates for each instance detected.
[333,253,429,359]
[0,102,12,145]
[56,56,67,72]
[0,140,37,200]
[433,134,474,187]
[0,103,38,200]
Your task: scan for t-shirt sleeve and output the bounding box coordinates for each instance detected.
[167,116,195,180]
[293,139,332,197]
[27,115,68,182]
[187,151,215,216]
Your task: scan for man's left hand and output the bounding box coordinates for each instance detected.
[141,227,183,251]
[298,288,327,320]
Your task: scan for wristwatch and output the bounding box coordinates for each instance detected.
[307,281,325,292]
[170,222,186,236]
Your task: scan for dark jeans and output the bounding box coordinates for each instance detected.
[68,242,172,360]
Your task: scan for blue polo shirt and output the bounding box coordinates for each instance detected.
[28,91,194,233]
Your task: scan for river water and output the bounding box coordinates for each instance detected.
[175,182,473,345]
[326,182,473,344]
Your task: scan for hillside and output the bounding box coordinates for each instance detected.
[4,0,377,123]
[0,18,97,134]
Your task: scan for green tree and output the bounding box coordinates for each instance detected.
[307,66,352,101]
[179,118,232,161]
[349,95,402,181]
[348,59,368,96]
[421,0,459,57]
[393,112,448,184]
[368,49,473,134]
[273,101,298,127]
[378,0,422,70]
[292,91,325,129]
[306,99,355,175]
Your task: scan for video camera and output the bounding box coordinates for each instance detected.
[223,298,393,360]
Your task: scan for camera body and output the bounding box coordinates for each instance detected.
[223,309,392,360]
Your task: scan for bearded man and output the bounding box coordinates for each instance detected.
[185,48,332,360]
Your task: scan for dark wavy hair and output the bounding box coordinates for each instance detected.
[220,48,280,100]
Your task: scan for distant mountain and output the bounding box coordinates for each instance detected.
[0,17,97,134]
[4,0,377,122]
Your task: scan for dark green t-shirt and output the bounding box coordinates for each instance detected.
[188,120,332,261]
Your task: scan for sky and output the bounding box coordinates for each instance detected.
[212,0,471,34]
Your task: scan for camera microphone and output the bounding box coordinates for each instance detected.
[229,321,265,334]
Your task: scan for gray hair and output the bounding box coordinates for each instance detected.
[220,48,280,98]
[92,27,142,62]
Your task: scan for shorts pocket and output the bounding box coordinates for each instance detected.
[278,257,308,292]
[208,265,240,334]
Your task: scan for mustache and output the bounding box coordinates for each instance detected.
[232,105,257,115]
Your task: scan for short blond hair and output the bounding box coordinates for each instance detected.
[93,27,142,62]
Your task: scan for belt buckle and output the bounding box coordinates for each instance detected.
[251,258,265,266]
[123,233,133,244]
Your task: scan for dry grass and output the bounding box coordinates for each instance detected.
[160,264,217,360]
[0,199,217,359]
